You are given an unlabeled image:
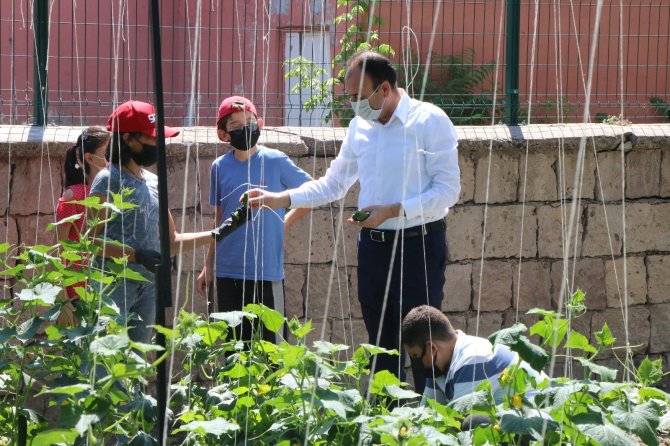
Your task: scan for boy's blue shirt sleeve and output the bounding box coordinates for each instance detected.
[279,153,311,189]
[90,168,114,197]
[209,159,221,207]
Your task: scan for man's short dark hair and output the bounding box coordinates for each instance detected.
[347,50,397,89]
[401,305,456,348]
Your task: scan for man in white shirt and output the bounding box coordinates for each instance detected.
[247,51,460,390]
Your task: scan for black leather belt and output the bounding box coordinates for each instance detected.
[361,219,446,243]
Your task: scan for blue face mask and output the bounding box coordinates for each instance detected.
[350,85,385,121]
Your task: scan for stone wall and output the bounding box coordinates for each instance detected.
[1,124,669,383]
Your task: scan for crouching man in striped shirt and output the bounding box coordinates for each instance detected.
[401,305,547,406]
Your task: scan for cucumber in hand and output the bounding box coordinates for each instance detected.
[351,210,371,222]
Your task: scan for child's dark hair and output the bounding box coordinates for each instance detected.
[217,116,231,132]
[108,132,139,166]
[63,126,109,187]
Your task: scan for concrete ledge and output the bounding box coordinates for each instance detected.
[2,124,668,159]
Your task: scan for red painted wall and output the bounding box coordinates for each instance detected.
[0,1,667,126]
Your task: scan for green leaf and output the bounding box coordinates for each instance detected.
[384,384,420,400]
[448,390,492,413]
[0,327,16,343]
[16,282,62,305]
[359,343,398,356]
[378,44,395,57]
[130,341,165,353]
[0,264,25,277]
[38,383,91,397]
[16,317,42,341]
[499,410,558,435]
[175,418,240,436]
[151,325,176,339]
[610,400,661,446]
[572,409,604,425]
[579,422,639,446]
[594,322,616,348]
[660,411,670,431]
[30,428,79,444]
[536,381,584,408]
[577,358,617,381]
[44,325,63,341]
[637,356,664,386]
[320,399,349,419]
[106,262,150,283]
[511,337,549,372]
[112,363,144,379]
[526,308,562,318]
[75,413,100,435]
[313,340,349,355]
[90,334,129,356]
[564,330,597,354]
[47,213,83,232]
[638,387,669,402]
[244,303,284,333]
[333,388,363,409]
[127,432,156,446]
[415,425,458,445]
[0,242,10,254]
[222,362,248,379]
[195,323,225,347]
[370,370,400,395]
[292,319,312,338]
[529,318,569,349]
[69,196,102,208]
[489,323,527,345]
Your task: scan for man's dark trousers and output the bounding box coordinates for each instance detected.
[357,222,447,394]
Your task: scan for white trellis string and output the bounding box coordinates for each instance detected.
[4,0,652,443]
[515,0,541,324]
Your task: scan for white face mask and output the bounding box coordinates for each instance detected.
[350,85,385,121]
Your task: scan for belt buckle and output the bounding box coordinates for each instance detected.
[369,229,386,243]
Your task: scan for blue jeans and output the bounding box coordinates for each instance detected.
[108,278,157,344]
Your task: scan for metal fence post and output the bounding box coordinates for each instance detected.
[505,0,520,126]
[149,1,172,444]
[33,0,48,126]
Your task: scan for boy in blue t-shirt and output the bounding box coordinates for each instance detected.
[196,96,311,342]
[91,100,218,343]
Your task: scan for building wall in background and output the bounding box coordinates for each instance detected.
[1,1,668,126]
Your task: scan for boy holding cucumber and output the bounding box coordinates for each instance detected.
[196,96,311,343]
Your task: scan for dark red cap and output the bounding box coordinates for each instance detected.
[107,100,180,138]
[217,96,258,125]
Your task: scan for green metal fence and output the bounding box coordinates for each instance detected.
[1,0,668,127]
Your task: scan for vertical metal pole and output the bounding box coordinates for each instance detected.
[149,1,171,444]
[33,0,48,126]
[505,0,520,125]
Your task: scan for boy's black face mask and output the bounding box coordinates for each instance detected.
[131,143,158,167]
[228,122,261,151]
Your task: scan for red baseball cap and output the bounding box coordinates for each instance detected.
[217,96,258,125]
[107,100,180,138]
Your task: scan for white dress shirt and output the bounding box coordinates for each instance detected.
[289,90,460,230]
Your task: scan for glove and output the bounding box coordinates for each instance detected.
[134,248,161,273]
[211,205,251,242]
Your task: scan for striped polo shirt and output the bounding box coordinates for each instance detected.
[423,330,546,405]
